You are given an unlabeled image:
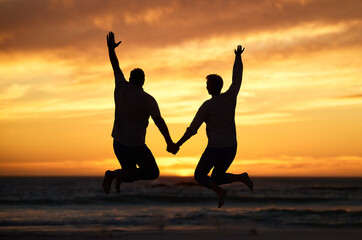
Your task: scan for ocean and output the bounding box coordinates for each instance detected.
[0,177,361,232]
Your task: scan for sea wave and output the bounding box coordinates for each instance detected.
[1,177,361,206]
[1,207,361,229]
[0,194,359,206]
[1,177,361,230]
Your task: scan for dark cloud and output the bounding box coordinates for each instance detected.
[0,0,361,54]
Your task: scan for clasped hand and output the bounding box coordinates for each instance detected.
[167,142,179,155]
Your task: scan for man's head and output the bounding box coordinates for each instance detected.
[130,68,145,86]
[206,74,223,96]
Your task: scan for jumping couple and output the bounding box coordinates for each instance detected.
[102,32,253,208]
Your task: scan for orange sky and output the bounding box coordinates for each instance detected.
[0,0,361,177]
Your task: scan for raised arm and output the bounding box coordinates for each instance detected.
[227,45,245,97]
[107,32,124,79]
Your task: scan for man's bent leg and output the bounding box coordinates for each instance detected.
[114,168,141,193]
[210,145,253,191]
[211,145,237,185]
[194,148,215,187]
[115,144,159,193]
[113,140,140,193]
[194,147,228,208]
[102,170,115,194]
[136,145,159,181]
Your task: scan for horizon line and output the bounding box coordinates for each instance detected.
[0,175,361,178]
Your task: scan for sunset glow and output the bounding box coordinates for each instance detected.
[0,0,361,177]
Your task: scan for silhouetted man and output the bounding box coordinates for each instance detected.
[175,45,253,207]
[103,32,178,194]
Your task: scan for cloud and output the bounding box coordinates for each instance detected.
[1,154,361,176]
[0,84,29,100]
[0,0,361,54]
[230,155,362,177]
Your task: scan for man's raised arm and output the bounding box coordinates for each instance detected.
[227,45,245,97]
[107,32,125,80]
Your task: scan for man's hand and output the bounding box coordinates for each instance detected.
[167,142,179,155]
[234,45,245,55]
[107,32,121,49]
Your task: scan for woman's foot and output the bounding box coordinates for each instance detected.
[217,189,228,208]
[209,182,228,208]
[240,172,253,191]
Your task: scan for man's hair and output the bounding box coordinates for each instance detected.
[206,74,223,95]
[130,68,145,86]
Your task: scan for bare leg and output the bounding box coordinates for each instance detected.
[114,169,140,193]
[229,172,253,191]
[102,170,115,194]
[114,169,122,193]
[209,182,228,208]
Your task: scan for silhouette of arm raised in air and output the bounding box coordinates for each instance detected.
[226,45,245,98]
[153,116,179,154]
[107,32,126,84]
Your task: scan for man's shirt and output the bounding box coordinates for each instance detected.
[186,75,242,148]
[112,73,160,147]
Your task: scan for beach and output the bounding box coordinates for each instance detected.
[1,177,361,239]
[1,228,362,240]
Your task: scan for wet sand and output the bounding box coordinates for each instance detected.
[1,228,361,240]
